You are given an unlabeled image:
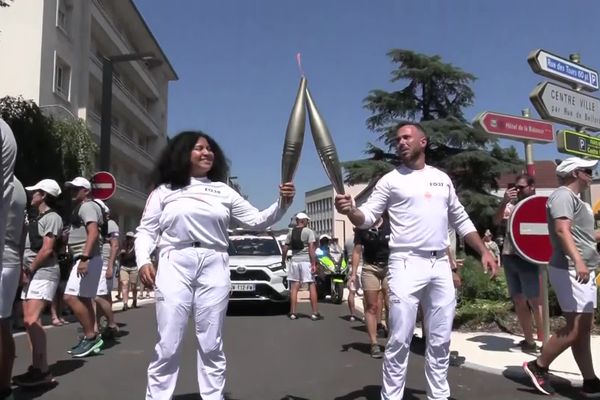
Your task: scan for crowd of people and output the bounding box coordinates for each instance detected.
[1,115,600,399]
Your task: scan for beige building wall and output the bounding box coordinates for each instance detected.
[0,0,177,232]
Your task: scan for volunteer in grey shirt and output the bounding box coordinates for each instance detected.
[0,119,17,281]
[63,177,104,358]
[14,179,63,388]
[524,157,600,397]
[281,212,320,320]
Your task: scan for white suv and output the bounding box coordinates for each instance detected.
[227,231,290,303]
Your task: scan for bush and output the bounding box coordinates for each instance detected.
[458,255,507,302]
[454,299,512,327]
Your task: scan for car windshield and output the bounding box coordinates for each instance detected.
[228,237,281,256]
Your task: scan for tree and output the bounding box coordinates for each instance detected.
[0,96,98,186]
[344,50,522,230]
[0,0,13,7]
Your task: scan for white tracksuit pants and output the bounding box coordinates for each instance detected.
[381,251,455,400]
[146,247,231,400]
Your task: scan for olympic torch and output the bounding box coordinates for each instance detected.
[305,87,345,195]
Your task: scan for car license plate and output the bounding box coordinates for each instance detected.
[231,283,255,292]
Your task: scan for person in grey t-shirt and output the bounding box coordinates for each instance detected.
[63,177,104,357]
[0,119,17,283]
[14,179,63,387]
[281,212,320,320]
[524,157,600,397]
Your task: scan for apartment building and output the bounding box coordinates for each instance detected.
[305,183,367,249]
[0,0,178,231]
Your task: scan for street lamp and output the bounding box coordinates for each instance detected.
[100,52,159,171]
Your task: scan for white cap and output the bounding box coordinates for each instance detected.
[319,234,331,240]
[556,157,598,177]
[484,229,492,237]
[126,231,135,238]
[94,198,110,213]
[295,212,310,220]
[65,177,91,190]
[25,179,62,197]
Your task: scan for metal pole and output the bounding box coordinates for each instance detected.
[522,107,549,345]
[100,58,113,172]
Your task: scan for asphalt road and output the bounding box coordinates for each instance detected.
[10,301,582,399]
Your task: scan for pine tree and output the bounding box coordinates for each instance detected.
[344,49,522,230]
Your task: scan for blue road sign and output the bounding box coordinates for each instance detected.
[528,49,599,92]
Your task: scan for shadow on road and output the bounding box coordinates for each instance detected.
[502,365,581,399]
[280,396,311,400]
[10,360,85,399]
[48,359,85,377]
[340,342,377,355]
[173,393,240,400]
[466,335,516,352]
[226,302,289,317]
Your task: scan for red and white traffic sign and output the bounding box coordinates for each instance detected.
[473,111,554,143]
[91,171,117,201]
[508,195,552,264]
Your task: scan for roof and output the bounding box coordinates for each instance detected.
[496,160,559,189]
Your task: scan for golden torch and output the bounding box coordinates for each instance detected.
[281,76,307,186]
[305,87,345,195]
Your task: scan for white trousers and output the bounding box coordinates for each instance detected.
[146,247,231,400]
[381,252,455,400]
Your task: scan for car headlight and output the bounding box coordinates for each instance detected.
[268,262,285,271]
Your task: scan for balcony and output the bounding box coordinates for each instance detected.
[91,0,161,98]
[113,182,148,211]
[87,111,154,171]
[89,52,161,136]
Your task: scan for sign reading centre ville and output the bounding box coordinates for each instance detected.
[91,171,117,201]
[528,49,599,92]
[529,81,600,131]
[509,195,552,265]
[473,111,553,143]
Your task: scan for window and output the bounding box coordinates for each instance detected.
[54,55,71,100]
[56,0,72,34]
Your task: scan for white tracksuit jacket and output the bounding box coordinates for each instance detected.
[136,176,289,400]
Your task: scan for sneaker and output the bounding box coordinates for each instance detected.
[71,335,104,358]
[518,340,539,353]
[370,344,383,359]
[310,313,323,321]
[67,337,84,354]
[523,360,555,395]
[101,326,119,341]
[349,315,357,322]
[582,377,600,398]
[288,313,297,320]
[377,323,388,339]
[12,365,34,383]
[13,367,53,387]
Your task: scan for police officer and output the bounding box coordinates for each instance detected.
[135,131,294,400]
[335,122,497,400]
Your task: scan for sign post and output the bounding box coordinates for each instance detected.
[91,171,117,201]
[508,195,552,344]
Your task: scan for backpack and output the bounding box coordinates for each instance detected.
[290,227,304,251]
[70,200,108,238]
[28,209,61,252]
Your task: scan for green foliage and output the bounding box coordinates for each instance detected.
[344,49,523,230]
[455,299,512,327]
[0,96,97,186]
[458,255,507,302]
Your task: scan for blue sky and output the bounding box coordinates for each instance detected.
[136,0,600,227]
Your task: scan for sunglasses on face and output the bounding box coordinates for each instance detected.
[515,185,528,190]
[578,168,594,176]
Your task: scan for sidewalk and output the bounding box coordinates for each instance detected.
[348,290,599,386]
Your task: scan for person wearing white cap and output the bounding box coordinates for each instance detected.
[135,131,294,400]
[524,157,600,397]
[0,177,25,398]
[62,176,104,357]
[12,179,62,387]
[281,212,321,320]
[91,199,120,341]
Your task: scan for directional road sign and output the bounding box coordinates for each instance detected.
[528,49,599,92]
[473,111,553,143]
[509,195,552,265]
[91,171,117,201]
[556,129,600,159]
[530,81,600,131]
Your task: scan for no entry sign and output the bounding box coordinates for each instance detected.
[508,195,552,265]
[91,171,117,201]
